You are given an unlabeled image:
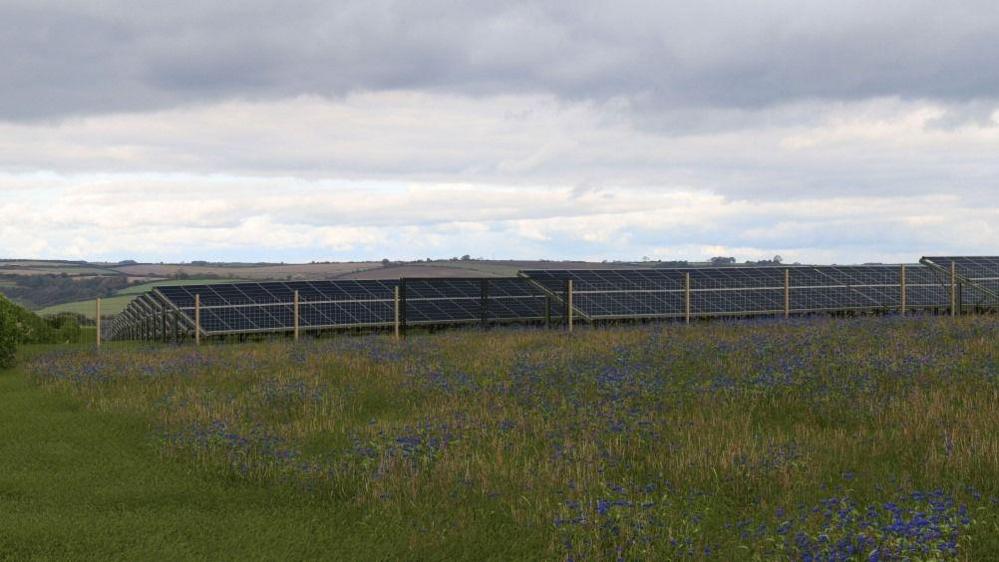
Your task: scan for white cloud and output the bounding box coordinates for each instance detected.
[0,92,997,263]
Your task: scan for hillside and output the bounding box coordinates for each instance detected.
[1,259,666,312]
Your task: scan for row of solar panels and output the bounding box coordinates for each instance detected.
[110,278,568,338]
[109,257,999,340]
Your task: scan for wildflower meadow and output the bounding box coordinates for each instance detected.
[25,315,999,560]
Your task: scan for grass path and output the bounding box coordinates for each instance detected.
[0,364,390,561]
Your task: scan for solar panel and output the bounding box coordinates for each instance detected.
[920,256,999,308]
[111,277,563,340]
[519,264,956,320]
[401,278,559,326]
[110,258,998,342]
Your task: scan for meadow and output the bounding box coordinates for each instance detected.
[12,316,999,560]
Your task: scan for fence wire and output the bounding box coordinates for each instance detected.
[109,261,998,342]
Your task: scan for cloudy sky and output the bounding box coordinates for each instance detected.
[2,0,998,264]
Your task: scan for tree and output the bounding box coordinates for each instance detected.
[460,254,471,261]
[381,258,391,266]
[710,256,736,266]
[773,255,783,265]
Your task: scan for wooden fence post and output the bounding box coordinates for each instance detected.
[393,286,401,340]
[195,294,201,346]
[784,269,790,319]
[95,298,102,348]
[684,272,691,324]
[293,290,300,341]
[566,279,574,333]
[950,262,957,317]
[900,264,907,316]
[480,279,489,329]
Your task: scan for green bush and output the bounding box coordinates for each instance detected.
[0,295,60,368]
[0,296,17,368]
[44,313,83,344]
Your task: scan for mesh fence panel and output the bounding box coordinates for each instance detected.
[108,260,997,342]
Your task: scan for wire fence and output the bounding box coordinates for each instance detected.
[107,261,998,344]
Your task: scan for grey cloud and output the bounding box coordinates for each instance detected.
[4,0,999,121]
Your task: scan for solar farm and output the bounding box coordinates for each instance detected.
[110,256,999,342]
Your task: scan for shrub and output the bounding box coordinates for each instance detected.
[0,296,17,368]
[0,294,56,348]
[45,313,82,344]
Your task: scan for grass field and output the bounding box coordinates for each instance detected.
[36,294,136,319]
[115,277,252,295]
[9,316,999,559]
[35,279,247,319]
[0,350,409,561]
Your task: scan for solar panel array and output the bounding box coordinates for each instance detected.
[920,256,999,309]
[110,277,564,340]
[520,265,949,320]
[400,278,562,326]
[109,257,998,341]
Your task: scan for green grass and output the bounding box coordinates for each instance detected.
[36,295,136,319]
[0,353,535,561]
[115,278,250,296]
[34,279,247,319]
[10,317,999,559]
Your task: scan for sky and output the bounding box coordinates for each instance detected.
[1,0,997,264]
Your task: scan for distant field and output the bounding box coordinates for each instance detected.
[116,278,251,295]
[36,295,136,318]
[35,278,247,318]
[113,262,384,280]
[18,316,999,559]
[339,263,513,279]
[0,262,120,276]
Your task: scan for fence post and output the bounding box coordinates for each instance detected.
[950,262,957,317]
[684,272,691,324]
[293,290,300,341]
[399,279,407,338]
[480,279,489,329]
[95,298,102,348]
[566,279,574,333]
[900,264,907,316]
[784,269,790,319]
[545,295,552,328]
[393,286,401,340]
[195,294,201,346]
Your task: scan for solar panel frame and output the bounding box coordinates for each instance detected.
[518,264,960,321]
[920,256,999,309]
[110,258,996,342]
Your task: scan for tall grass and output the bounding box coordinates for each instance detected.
[28,316,999,560]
